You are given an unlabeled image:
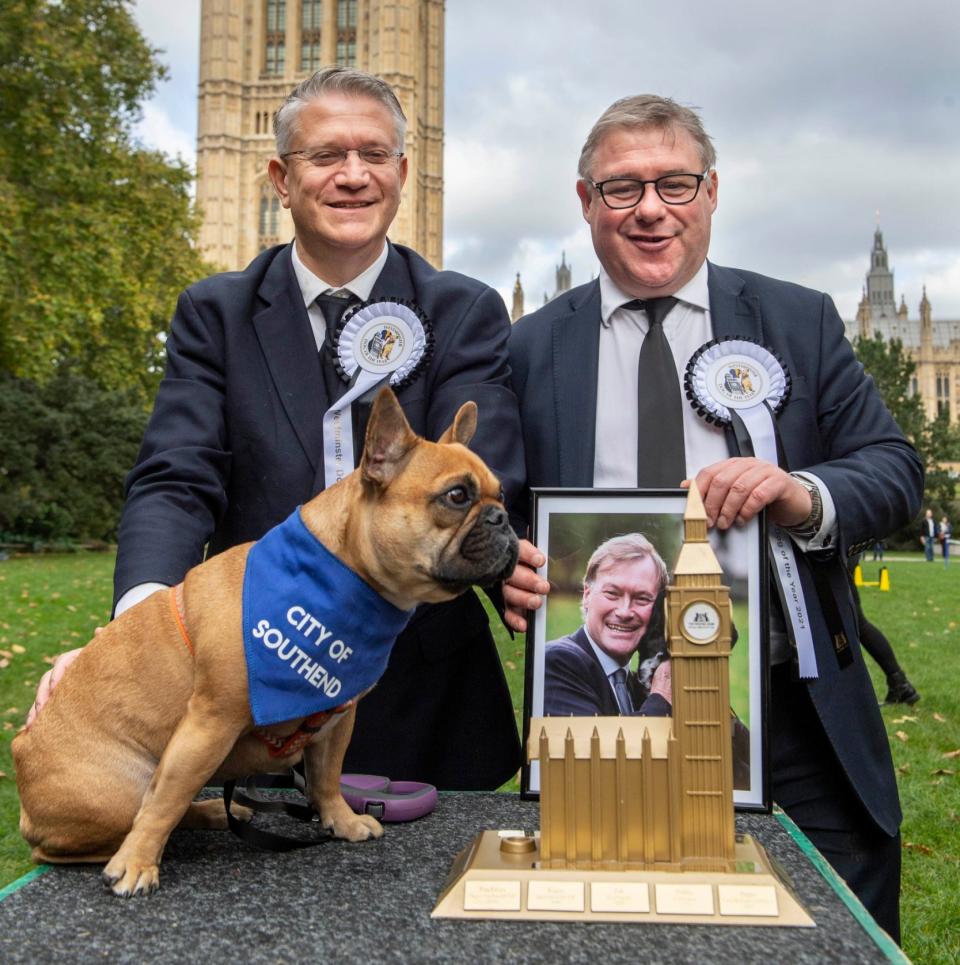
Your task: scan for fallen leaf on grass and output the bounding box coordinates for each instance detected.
[903,841,934,856]
[931,769,954,776]
[943,749,960,759]
[897,764,911,774]
[892,716,918,724]
[0,649,11,658]
[0,771,7,779]
[934,713,947,723]
[505,661,516,671]
[11,644,25,654]
[895,731,909,742]
[2,722,13,731]
[0,659,9,669]
[4,707,18,715]
[42,655,57,665]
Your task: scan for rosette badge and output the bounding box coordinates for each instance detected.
[322,298,434,490]
[334,298,433,390]
[684,336,791,426]
[683,336,819,679]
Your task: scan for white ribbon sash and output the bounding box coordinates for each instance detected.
[736,404,819,678]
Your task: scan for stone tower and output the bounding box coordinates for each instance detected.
[666,483,736,862]
[511,273,524,322]
[196,0,444,271]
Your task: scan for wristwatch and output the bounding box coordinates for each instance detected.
[785,474,823,540]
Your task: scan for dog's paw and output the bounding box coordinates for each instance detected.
[333,812,384,842]
[102,858,160,897]
[320,798,384,842]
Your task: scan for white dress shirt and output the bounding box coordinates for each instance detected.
[291,240,389,351]
[592,261,836,552]
[584,628,632,711]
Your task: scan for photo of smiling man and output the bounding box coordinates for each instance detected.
[543,533,671,717]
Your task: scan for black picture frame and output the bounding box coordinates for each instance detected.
[520,487,770,811]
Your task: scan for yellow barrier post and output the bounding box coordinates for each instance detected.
[879,567,890,592]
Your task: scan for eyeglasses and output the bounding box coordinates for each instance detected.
[589,172,709,209]
[281,147,404,168]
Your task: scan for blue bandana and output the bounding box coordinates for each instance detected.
[242,508,414,726]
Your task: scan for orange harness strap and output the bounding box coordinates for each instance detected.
[168,584,194,657]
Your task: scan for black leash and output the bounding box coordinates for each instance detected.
[223,771,338,852]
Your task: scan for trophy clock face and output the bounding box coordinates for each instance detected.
[680,601,721,644]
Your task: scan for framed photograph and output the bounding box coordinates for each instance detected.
[521,488,769,811]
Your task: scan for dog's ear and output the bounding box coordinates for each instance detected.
[361,387,419,487]
[437,401,477,447]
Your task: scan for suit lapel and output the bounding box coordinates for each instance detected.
[253,245,328,474]
[369,243,416,302]
[553,282,602,486]
[707,262,764,458]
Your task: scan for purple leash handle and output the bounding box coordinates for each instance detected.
[339,773,438,822]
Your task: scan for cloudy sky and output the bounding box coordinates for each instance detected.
[133,0,960,320]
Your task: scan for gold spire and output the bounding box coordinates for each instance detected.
[673,482,722,578]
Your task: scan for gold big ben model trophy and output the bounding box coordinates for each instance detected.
[433,485,814,926]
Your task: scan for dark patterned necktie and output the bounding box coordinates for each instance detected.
[315,291,358,403]
[611,667,634,715]
[627,296,684,487]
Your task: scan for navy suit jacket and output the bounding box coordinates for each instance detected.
[114,242,525,789]
[544,627,652,716]
[510,262,924,834]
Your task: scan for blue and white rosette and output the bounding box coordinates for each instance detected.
[685,337,818,679]
[322,298,432,488]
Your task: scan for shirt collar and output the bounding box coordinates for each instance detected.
[290,241,389,308]
[583,626,630,674]
[599,260,710,327]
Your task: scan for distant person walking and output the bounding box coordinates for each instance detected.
[872,540,885,562]
[920,509,937,561]
[941,516,952,567]
[846,555,920,705]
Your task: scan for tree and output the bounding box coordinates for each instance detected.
[851,333,926,447]
[0,0,209,403]
[853,332,960,538]
[0,369,147,543]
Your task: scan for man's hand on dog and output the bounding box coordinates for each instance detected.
[26,644,87,728]
[502,539,550,632]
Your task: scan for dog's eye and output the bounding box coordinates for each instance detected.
[444,486,470,507]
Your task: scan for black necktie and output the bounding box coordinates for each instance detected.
[628,296,685,487]
[315,291,358,403]
[611,668,634,715]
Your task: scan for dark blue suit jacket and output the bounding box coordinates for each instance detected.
[114,242,525,789]
[510,262,924,834]
[544,627,650,716]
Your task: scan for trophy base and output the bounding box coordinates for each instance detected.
[432,830,814,926]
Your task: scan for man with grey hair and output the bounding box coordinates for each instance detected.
[543,533,670,717]
[31,67,525,791]
[506,94,922,939]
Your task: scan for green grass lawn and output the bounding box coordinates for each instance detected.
[1,551,957,963]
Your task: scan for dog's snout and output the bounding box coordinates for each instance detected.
[482,504,507,528]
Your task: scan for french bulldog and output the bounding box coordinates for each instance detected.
[13,388,518,896]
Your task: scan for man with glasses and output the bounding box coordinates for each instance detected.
[30,67,524,791]
[504,95,921,941]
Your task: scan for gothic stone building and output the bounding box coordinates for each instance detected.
[848,227,960,424]
[196,0,444,271]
